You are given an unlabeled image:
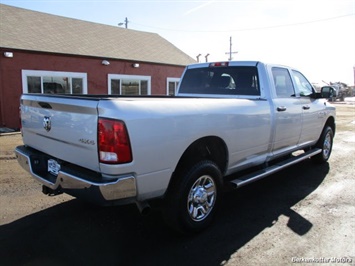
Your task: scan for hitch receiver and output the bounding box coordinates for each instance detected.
[42,185,63,196]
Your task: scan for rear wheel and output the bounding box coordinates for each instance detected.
[312,126,334,164]
[163,160,222,233]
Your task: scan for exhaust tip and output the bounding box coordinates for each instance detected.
[136,201,151,216]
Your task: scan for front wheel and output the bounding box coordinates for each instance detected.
[312,126,334,164]
[163,160,222,233]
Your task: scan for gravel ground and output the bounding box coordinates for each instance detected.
[0,104,354,266]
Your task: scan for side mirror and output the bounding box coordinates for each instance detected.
[320,86,334,98]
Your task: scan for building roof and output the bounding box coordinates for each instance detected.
[0,4,195,66]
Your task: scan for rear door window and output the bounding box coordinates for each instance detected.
[272,67,296,98]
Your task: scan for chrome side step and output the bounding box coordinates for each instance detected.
[229,148,322,188]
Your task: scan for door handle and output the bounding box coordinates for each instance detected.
[277,106,287,112]
[302,105,310,110]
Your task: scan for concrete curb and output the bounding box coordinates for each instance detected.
[0,132,21,137]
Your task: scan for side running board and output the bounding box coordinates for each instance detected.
[230,148,322,188]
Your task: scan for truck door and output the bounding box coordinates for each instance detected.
[271,67,302,155]
[291,70,326,146]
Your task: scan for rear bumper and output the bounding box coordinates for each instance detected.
[15,145,137,205]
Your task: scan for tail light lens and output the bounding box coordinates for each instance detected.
[98,118,132,164]
[209,62,229,67]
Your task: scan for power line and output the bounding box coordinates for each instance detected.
[130,13,354,33]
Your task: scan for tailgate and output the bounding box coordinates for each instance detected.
[20,94,100,172]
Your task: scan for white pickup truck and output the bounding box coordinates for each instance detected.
[15,61,335,233]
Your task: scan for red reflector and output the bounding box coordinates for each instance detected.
[209,62,229,67]
[98,118,132,164]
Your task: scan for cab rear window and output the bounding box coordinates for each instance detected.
[179,66,260,96]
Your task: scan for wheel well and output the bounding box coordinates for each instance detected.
[325,116,336,135]
[172,136,228,178]
[312,116,335,149]
[165,136,228,197]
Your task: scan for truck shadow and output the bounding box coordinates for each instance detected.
[0,160,329,266]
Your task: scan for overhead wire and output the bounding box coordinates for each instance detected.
[130,13,354,33]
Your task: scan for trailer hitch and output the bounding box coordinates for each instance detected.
[42,185,63,196]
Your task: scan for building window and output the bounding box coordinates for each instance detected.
[22,70,87,94]
[167,78,180,96]
[108,74,151,95]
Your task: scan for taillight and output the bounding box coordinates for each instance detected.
[98,118,132,164]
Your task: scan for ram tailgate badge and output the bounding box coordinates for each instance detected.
[43,116,51,132]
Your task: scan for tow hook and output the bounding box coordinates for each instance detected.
[42,185,63,196]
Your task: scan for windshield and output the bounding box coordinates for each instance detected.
[179,66,260,96]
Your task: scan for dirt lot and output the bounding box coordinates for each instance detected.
[0,104,354,266]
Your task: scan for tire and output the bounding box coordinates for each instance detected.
[312,126,334,164]
[163,160,222,233]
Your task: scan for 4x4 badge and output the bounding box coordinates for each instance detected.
[43,116,51,132]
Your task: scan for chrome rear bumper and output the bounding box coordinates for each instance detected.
[15,145,137,204]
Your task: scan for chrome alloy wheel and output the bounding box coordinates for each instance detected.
[323,131,332,159]
[187,175,216,222]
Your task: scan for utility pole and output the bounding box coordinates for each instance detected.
[225,36,238,61]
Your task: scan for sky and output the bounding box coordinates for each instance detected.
[1,0,355,85]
